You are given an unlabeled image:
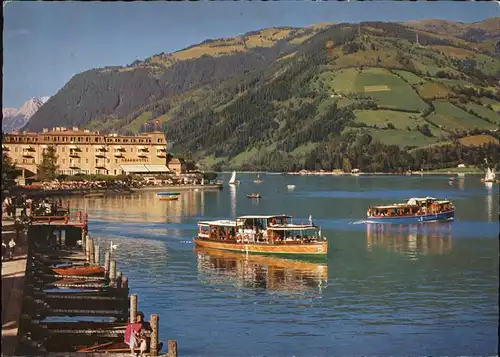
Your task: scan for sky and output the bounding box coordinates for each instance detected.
[3,1,498,108]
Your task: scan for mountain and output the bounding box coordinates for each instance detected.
[3,97,50,133]
[23,19,500,172]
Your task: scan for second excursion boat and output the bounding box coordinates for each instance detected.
[194,215,327,257]
[366,197,455,224]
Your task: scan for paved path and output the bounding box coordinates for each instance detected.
[2,214,28,356]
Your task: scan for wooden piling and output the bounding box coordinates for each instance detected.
[150,314,159,356]
[130,294,137,323]
[89,239,95,264]
[104,251,110,279]
[116,272,122,288]
[167,339,177,357]
[94,244,100,265]
[85,237,91,261]
[81,230,86,251]
[109,260,116,287]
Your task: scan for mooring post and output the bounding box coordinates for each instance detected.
[85,237,91,261]
[150,314,159,356]
[130,294,137,323]
[104,251,110,279]
[167,339,177,357]
[109,260,116,287]
[94,244,100,265]
[122,276,128,290]
[116,272,122,288]
[89,240,95,264]
[82,232,87,252]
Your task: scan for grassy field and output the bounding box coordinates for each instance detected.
[417,82,452,100]
[124,111,152,132]
[464,103,500,125]
[329,68,428,112]
[289,142,319,157]
[393,70,426,85]
[368,128,438,148]
[459,134,500,147]
[354,110,423,129]
[427,100,497,131]
[480,97,500,112]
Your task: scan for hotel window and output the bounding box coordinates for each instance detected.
[86,159,89,163]
[62,159,66,164]
[15,147,18,152]
[115,159,118,163]
[95,159,99,164]
[62,147,65,152]
[86,137,89,142]
[86,148,89,152]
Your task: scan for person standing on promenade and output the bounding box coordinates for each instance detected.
[8,237,16,259]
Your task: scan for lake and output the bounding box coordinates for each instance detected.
[68,174,499,356]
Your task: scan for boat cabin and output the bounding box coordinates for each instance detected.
[236,215,292,231]
[368,204,421,217]
[198,220,240,242]
[267,225,321,243]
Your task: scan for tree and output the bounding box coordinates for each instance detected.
[2,153,21,192]
[37,146,59,181]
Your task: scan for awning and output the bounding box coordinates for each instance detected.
[144,165,171,173]
[156,146,166,150]
[95,145,105,150]
[120,165,149,173]
[114,146,123,150]
[120,164,171,173]
[69,145,78,149]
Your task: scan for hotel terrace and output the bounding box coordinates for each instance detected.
[1,127,183,177]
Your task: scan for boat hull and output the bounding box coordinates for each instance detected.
[366,210,455,224]
[193,238,327,256]
[52,266,105,276]
[159,196,179,201]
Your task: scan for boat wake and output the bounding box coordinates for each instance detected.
[350,220,367,225]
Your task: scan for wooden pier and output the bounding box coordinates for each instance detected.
[2,206,177,357]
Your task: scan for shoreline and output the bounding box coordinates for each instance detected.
[9,184,224,198]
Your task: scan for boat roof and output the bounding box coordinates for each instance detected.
[237,215,291,220]
[408,197,437,201]
[268,224,317,231]
[372,204,420,209]
[198,220,239,227]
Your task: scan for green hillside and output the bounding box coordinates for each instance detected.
[24,19,500,172]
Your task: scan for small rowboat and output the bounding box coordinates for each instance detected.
[287,185,296,190]
[156,192,180,196]
[159,196,179,201]
[247,193,261,199]
[52,265,105,276]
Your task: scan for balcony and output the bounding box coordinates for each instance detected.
[138,153,148,158]
[95,152,107,158]
[137,146,149,153]
[156,152,166,158]
[95,163,107,169]
[114,151,124,158]
[69,162,80,169]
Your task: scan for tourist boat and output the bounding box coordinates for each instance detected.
[247,193,261,199]
[228,170,240,185]
[366,197,455,224]
[287,184,296,190]
[254,174,263,184]
[194,215,328,256]
[159,196,179,201]
[52,265,105,276]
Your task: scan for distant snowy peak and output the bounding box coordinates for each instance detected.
[18,96,50,119]
[2,96,50,133]
[3,108,18,119]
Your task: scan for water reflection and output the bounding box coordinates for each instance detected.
[229,185,236,219]
[195,247,328,294]
[458,176,465,191]
[485,183,494,223]
[71,191,208,223]
[366,222,453,257]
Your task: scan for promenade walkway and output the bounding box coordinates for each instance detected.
[1,215,28,356]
